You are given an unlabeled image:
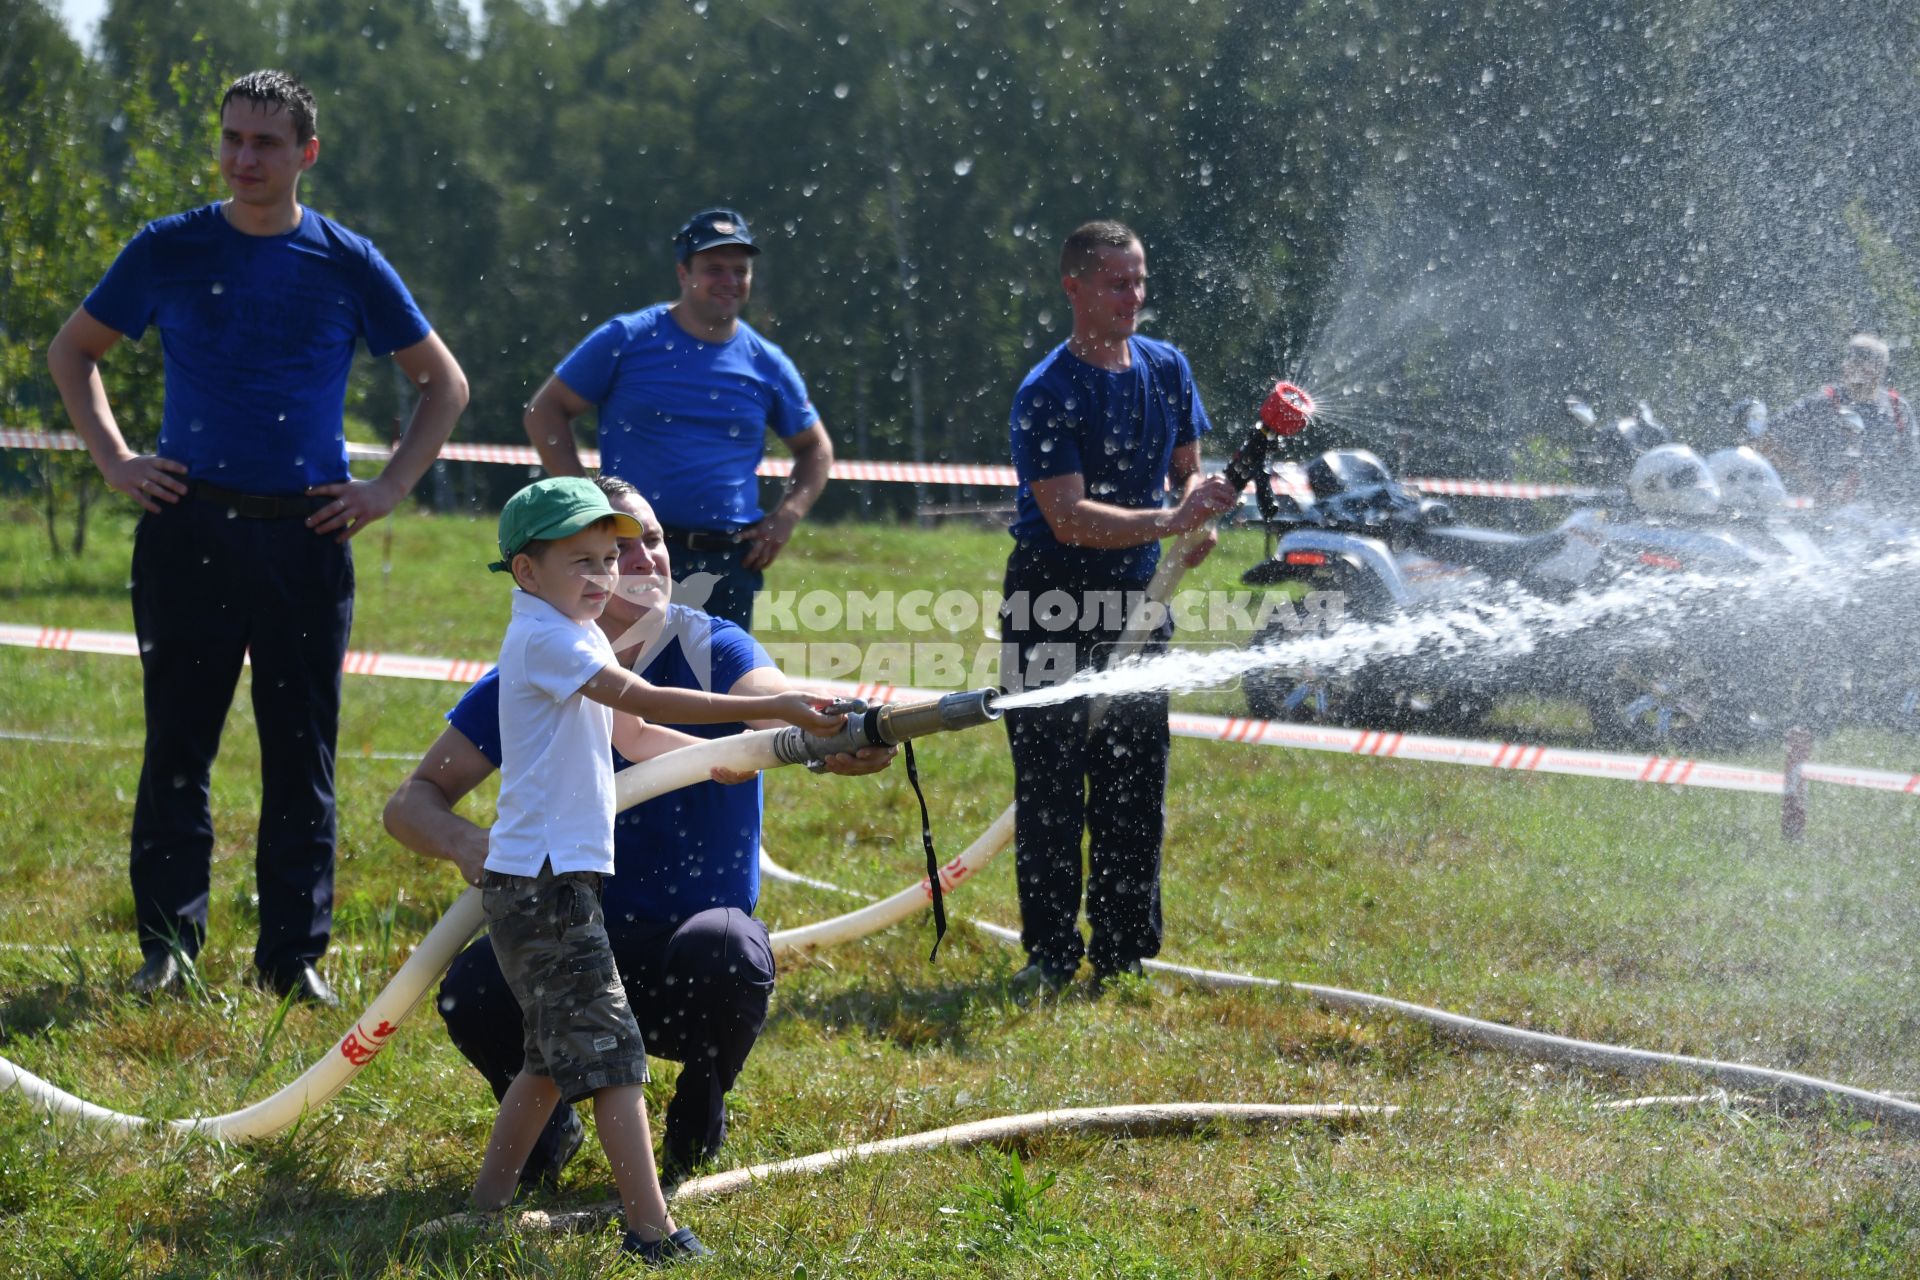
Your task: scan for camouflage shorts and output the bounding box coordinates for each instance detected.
[482,866,649,1104]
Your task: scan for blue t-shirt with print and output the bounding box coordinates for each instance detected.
[448,605,773,926]
[1007,336,1211,584]
[83,203,431,494]
[553,304,818,529]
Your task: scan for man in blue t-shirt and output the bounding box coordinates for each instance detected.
[384,477,892,1189]
[519,207,834,631]
[1000,220,1236,995]
[46,70,469,1006]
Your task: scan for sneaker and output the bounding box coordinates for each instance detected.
[621,1225,712,1267]
[1008,961,1074,1000]
[520,1106,584,1194]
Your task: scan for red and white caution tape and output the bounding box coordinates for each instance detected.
[0,430,1635,500]
[0,623,494,685]
[0,624,140,659]
[1165,712,1788,795]
[1407,476,1607,500]
[7,622,1920,799]
[3,430,1024,488]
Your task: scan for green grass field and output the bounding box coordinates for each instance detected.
[2,498,1919,1277]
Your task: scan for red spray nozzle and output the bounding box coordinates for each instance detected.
[1259,381,1314,436]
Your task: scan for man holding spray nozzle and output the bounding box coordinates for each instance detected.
[1000,220,1238,996]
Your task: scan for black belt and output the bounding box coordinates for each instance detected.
[661,525,744,553]
[187,481,324,520]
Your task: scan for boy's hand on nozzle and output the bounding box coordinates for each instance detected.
[771,690,847,735]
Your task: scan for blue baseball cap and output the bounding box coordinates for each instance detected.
[674,207,759,262]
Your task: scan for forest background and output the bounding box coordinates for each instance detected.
[4,0,1918,540]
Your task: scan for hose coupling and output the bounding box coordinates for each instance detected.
[773,688,1004,766]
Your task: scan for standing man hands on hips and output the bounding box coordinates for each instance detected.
[1000,219,1236,996]
[46,70,469,1004]
[520,207,832,631]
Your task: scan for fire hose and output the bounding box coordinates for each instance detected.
[0,692,1002,1140]
[762,858,1920,1133]
[7,378,1917,1172]
[415,1091,1754,1237]
[0,384,1309,1138]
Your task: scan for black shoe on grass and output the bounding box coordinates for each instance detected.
[621,1225,712,1267]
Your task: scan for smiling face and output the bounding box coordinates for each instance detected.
[511,522,621,623]
[218,97,316,214]
[675,245,755,333]
[1062,239,1147,347]
[600,492,672,631]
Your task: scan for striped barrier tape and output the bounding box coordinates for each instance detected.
[2,430,1024,488]
[0,429,1624,501]
[6,621,1916,800]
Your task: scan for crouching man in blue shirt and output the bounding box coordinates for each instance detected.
[384,477,892,1189]
[48,69,469,1005]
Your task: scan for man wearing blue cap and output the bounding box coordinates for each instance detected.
[521,207,834,631]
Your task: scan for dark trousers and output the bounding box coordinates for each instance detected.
[1001,561,1171,977]
[129,498,351,981]
[438,905,775,1167]
[664,535,762,633]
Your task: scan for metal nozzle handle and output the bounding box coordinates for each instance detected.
[773,688,1003,765]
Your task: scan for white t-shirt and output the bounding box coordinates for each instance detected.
[486,590,621,876]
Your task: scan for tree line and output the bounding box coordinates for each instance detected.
[4,0,1916,542]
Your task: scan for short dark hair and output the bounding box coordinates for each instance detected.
[593,474,640,503]
[1060,219,1141,278]
[220,70,318,144]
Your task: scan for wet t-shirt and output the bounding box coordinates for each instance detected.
[83,203,430,493]
[554,305,817,529]
[1007,336,1210,585]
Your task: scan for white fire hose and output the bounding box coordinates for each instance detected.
[0,696,1000,1141]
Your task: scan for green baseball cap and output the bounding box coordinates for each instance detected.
[490,477,642,573]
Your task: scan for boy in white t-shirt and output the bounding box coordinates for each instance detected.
[474,477,840,1265]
